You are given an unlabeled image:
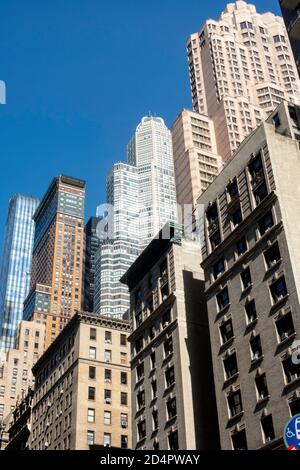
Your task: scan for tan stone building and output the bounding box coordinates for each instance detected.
[187,1,299,159]
[121,223,219,450]
[0,320,45,448]
[23,175,86,349]
[29,312,131,450]
[198,101,300,449]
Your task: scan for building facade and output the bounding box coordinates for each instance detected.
[6,388,34,450]
[187,0,299,159]
[29,312,131,450]
[172,109,222,210]
[198,102,300,450]
[23,175,85,349]
[280,0,300,77]
[0,194,39,352]
[121,223,219,450]
[0,320,45,448]
[83,217,102,313]
[94,117,178,319]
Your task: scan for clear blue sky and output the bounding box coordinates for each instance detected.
[0,0,280,247]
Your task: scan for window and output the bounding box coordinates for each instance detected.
[254,182,268,205]
[261,415,275,443]
[152,410,158,431]
[120,352,127,365]
[217,287,230,311]
[207,203,218,224]
[167,397,177,420]
[104,411,111,425]
[105,369,111,383]
[264,242,281,269]
[250,335,263,360]
[162,310,171,328]
[89,366,96,380]
[245,300,257,324]
[161,284,169,301]
[276,312,295,342]
[121,413,128,428]
[104,433,111,447]
[164,337,173,357]
[160,259,168,278]
[270,277,287,304]
[137,390,145,410]
[150,352,156,370]
[236,237,247,256]
[241,267,252,290]
[89,347,96,360]
[87,431,94,446]
[105,331,112,344]
[220,319,234,344]
[151,380,157,399]
[258,211,274,236]
[232,207,242,227]
[90,328,96,340]
[121,372,127,385]
[104,350,112,363]
[121,435,128,449]
[224,353,238,380]
[255,373,269,400]
[228,179,238,199]
[283,358,300,383]
[135,336,144,354]
[249,153,263,178]
[232,430,248,450]
[149,325,156,340]
[120,334,127,346]
[87,408,95,423]
[213,258,225,280]
[168,430,179,450]
[104,389,112,403]
[135,288,142,305]
[137,420,146,441]
[165,366,175,387]
[137,362,144,381]
[228,390,243,418]
[210,230,221,249]
[121,392,128,406]
[88,387,95,400]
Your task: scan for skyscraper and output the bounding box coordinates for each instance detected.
[23,175,85,349]
[187,0,299,160]
[0,194,39,352]
[94,117,178,319]
[83,216,102,313]
[280,0,300,77]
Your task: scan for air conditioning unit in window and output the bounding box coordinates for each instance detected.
[104,379,110,383]
[44,442,49,449]
[253,353,260,360]
[105,398,112,404]
[121,421,128,428]
[60,389,64,395]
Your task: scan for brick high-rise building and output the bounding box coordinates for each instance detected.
[23,176,85,349]
[280,0,300,77]
[187,1,299,160]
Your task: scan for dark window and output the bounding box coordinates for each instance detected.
[249,153,263,177]
[105,369,111,382]
[161,284,169,301]
[290,398,300,416]
[255,373,269,400]
[210,230,221,249]
[276,312,295,342]
[217,287,230,311]
[220,319,234,344]
[232,207,242,227]
[258,211,274,236]
[152,410,158,430]
[90,328,96,341]
[228,179,238,199]
[151,380,157,399]
[164,337,173,357]
[283,358,300,383]
[137,420,146,441]
[245,300,257,324]
[261,415,275,442]
[228,390,243,417]
[224,353,238,380]
[236,237,247,256]
[167,397,177,420]
[153,440,159,450]
[250,335,263,360]
[232,429,248,450]
[150,352,156,370]
[148,275,154,289]
[88,387,95,400]
[120,334,127,346]
[213,258,225,280]
[271,277,287,303]
[105,331,112,343]
[135,311,142,327]
[136,363,144,381]
[207,203,218,224]
[121,392,128,406]
[168,430,179,450]
[273,113,281,128]
[137,391,145,410]
[121,435,128,449]
[135,289,142,305]
[121,372,127,385]
[135,336,144,354]
[89,366,96,379]
[241,267,252,290]
[165,366,175,388]
[149,325,156,340]
[160,260,168,278]
[104,389,111,402]
[264,242,281,269]
[162,310,171,328]
[254,182,268,205]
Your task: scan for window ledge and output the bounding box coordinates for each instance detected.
[224,372,239,386]
[279,332,296,346]
[251,354,264,364]
[241,283,253,295]
[246,318,258,329]
[257,394,270,404]
[270,294,289,310]
[221,335,235,349]
[228,410,244,424]
[166,415,177,426]
[218,303,231,315]
[265,258,282,274]
[164,382,176,394]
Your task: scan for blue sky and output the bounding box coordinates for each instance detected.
[0,0,280,248]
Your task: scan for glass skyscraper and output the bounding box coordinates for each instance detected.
[0,194,39,351]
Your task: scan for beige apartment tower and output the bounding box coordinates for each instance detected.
[187,0,299,159]
[121,223,219,450]
[29,312,131,450]
[0,320,45,448]
[198,101,300,449]
[172,109,222,210]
